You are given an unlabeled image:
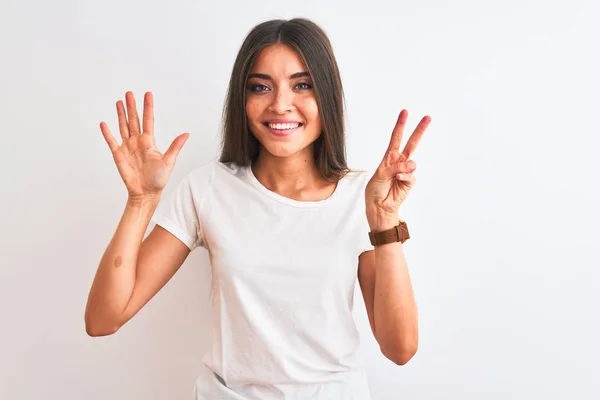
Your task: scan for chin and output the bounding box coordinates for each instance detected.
[260,142,308,159]
[252,129,320,160]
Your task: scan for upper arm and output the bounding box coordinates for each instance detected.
[118,224,191,327]
[358,249,377,340]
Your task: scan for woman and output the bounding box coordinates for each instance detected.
[85,17,431,399]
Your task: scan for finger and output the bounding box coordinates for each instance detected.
[402,115,431,159]
[125,91,142,135]
[163,133,190,166]
[396,172,416,187]
[100,122,119,153]
[391,160,417,175]
[116,100,130,140]
[142,91,154,135]
[387,109,408,152]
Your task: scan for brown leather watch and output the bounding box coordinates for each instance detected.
[368,221,410,247]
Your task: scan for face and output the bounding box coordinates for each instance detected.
[245,44,322,160]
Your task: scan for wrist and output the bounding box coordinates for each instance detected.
[368,215,400,232]
[127,193,162,209]
[368,219,410,247]
[370,222,399,232]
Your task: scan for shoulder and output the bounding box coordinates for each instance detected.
[185,159,240,184]
[187,159,217,180]
[171,160,219,199]
[343,168,372,188]
[183,159,251,194]
[331,168,372,205]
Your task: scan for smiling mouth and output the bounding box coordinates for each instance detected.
[263,122,304,130]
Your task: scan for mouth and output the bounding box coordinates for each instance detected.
[263,121,304,137]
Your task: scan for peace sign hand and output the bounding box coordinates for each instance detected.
[365,110,431,231]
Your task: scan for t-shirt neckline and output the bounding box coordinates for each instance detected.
[245,164,346,208]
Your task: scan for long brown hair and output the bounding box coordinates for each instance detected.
[219,18,348,182]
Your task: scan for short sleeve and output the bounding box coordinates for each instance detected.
[150,163,214,251]
[359,212,375,254]
[358,171,376,254]
[360,220,375,253]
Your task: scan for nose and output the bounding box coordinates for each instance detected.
[268,87,293,114]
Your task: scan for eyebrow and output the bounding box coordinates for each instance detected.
[247,71,310,80]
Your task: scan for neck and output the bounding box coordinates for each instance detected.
[251,148,323,195]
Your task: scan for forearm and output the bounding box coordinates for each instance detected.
[84,195,160,335]
[372,223,418,363]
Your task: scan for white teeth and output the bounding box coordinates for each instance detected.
[268,122,300,130]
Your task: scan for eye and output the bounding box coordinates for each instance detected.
[295,82,313,90]
[248,84,270,92]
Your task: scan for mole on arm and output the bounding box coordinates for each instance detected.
[114,256,123,268]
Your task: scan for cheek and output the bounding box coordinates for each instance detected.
[245,96,266,120]
[245,100,257,120]
[302,101,321,132]
[298,98,320,121]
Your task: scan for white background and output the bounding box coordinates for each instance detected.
[1,0,599,399]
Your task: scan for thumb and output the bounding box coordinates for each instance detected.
[163,133,190,165]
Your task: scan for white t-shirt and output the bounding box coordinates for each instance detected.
[151,160,376,400]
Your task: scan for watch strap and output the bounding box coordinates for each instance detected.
[368,221,410,247]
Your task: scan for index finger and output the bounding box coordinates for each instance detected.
[387,109,408,152]
[401,115,431,158]
[142,91,154,135]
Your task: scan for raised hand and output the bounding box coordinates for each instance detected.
[365,109,431,230]
[99,91,189,200]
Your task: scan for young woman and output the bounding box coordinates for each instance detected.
[85,18,431,400]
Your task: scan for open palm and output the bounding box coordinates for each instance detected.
[99,91,189,198]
